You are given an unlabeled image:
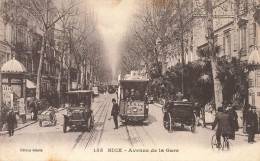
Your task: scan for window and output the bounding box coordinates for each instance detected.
[240,26,247,55]
[223,31,231,56]
[257,69,260,87]
[253,22,257,47]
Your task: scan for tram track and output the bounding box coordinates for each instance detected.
[125,122,155,148]
[72,95,111,151]
[84,95,111,149]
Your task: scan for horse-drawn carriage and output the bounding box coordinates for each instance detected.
[163,101,196,133]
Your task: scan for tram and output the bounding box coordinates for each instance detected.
[118,71,149,123]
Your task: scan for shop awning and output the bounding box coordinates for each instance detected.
[26,79,36,89]
[248,49,260,65]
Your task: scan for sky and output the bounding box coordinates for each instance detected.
[94,0,137,78]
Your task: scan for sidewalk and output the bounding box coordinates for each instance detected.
[0,107,66,136]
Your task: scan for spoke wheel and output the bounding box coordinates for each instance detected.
[163,113,172,133]
[222,138,230,151]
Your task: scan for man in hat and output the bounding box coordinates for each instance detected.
[226,104,238,140]
[111,98,119,129]
[7,109,17,137]
[246,106,258,143]
[212,107,232,148]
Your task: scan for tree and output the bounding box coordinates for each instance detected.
[121,0,176,77]
[22,0,80,99]
[217,57,248,107]
[205,0,223,108]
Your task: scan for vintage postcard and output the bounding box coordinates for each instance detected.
[0,0,260,161]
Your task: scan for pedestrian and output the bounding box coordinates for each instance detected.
[30,100,38,120]
[111,98,119,129]
[226,104,239,140]
[47,106,55,122]
[7,109,17,137]
[246,106,258,143]
[212,107,232,148]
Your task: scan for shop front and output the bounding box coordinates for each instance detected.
[248,49,260,133]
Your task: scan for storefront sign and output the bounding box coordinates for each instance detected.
[2,85,13,108]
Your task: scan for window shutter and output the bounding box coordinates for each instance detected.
[223,36,226,55]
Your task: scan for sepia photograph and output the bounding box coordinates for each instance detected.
[0,0,259,160]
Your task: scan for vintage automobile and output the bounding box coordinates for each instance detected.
[163,100,196,133]
[63,90,94,133]
[118,73,149,123]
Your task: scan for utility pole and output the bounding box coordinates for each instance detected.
[206,0,223,108]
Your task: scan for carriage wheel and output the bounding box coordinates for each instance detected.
[163,113,172,133]
[63,119,67,133]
